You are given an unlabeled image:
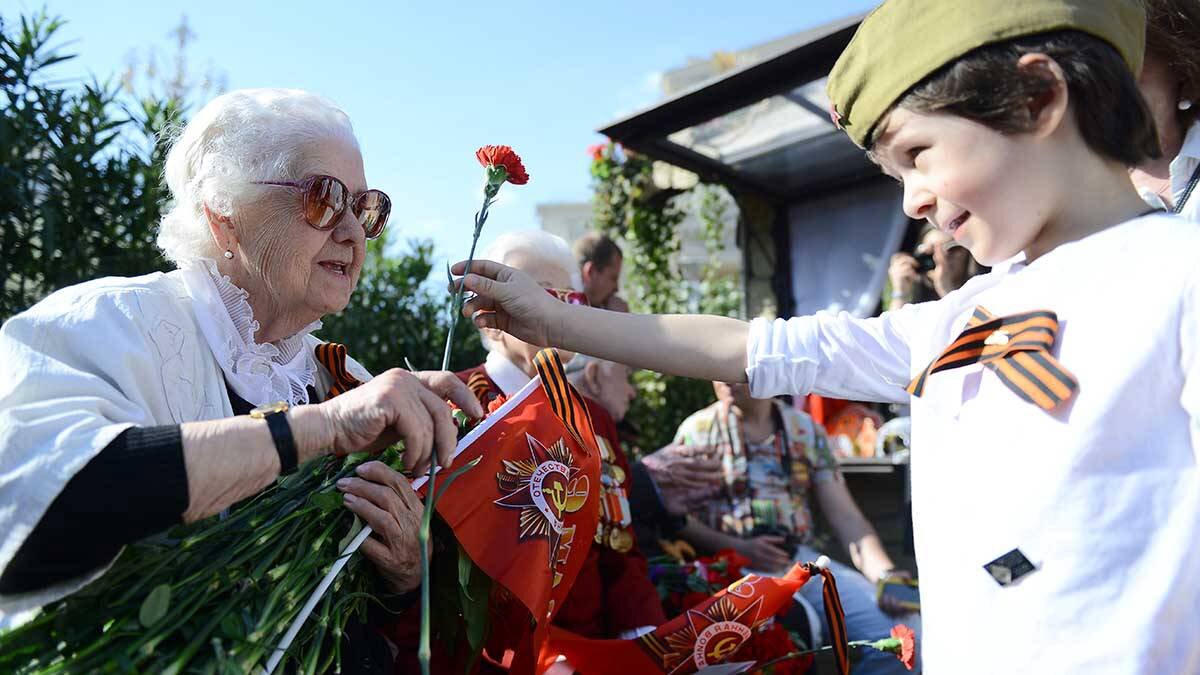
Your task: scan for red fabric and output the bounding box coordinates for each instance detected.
[456,365,666,638]
[425,352,600,673]
[555,402,665,636]
[803,395,855,428]
[541,564,815,674]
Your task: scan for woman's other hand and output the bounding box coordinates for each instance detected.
[337,461,424,593]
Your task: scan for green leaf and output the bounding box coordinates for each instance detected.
[338,516,363,552]
[139,583,172,628]
[309,489,343,515]
[457,543,474,601]
[460,556,492,668]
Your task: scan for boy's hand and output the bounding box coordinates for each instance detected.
[452,259,564,347]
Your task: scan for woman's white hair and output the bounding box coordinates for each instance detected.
[481,230,582,291]
[156,88,359,265]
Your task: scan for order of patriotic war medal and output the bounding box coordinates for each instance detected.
[495,433,590,586]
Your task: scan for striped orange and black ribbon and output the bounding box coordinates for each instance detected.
[466,371,493,403]
[314,342,364,399]
[810,564,850,675]
[532,348,594,456]
[907,306,1078,411]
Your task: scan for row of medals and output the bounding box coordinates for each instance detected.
[595,439,634,553]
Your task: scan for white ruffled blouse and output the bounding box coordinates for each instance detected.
[180,259,321,408]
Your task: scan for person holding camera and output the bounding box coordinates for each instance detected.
[887,224,977,311]
[672,382,919,674]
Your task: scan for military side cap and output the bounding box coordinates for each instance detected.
[827,0,1146,148]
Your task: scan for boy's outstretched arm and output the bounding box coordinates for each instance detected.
[454,259,750,383]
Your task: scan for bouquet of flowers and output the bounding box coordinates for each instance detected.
[648,548,751,617]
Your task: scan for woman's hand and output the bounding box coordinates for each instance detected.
[643,444,724,515]
[887,253,921,299]
[337,461,425,593]
[313,368,482,474]
[452,259,566,347]
[735,535,792,572]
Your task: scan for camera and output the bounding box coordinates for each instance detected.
[914,252,936,273]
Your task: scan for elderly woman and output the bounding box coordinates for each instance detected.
[1130,0,1200,219]
[0,88,482,621]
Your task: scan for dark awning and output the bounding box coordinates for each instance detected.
[598,14,878,204]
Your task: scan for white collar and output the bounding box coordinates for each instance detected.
[178,258,321,407]
[1170,122,1200,201]
[484,350,533,396]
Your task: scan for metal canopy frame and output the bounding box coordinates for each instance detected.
[597,14,864,204]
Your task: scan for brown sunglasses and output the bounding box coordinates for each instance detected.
[254,174,391,239]
[545,288,590,306]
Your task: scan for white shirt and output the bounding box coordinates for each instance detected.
[1138,120,1200,222]
[746,214,1200,673]
[484,350,534,396]
[0,267,369,622]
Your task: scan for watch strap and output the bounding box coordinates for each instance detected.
[264,411,299,475]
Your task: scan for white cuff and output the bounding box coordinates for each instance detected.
[745,316,820,398]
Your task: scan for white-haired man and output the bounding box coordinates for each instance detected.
[454,230,666,641]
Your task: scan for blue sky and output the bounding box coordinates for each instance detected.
[12,0,875,266]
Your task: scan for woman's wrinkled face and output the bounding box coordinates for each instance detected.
[235,137,368,323]
[873,106,1054,266]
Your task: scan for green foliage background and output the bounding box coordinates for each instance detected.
[0,12,484,371]
[589,144,743,451]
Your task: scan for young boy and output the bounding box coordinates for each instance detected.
[456,1,1200,670]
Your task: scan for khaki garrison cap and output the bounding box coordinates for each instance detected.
[826,0,1146,148]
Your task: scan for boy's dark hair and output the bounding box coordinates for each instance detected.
[876,30,1160,166]
[1144,0,1200,126]
[573,232,622,271]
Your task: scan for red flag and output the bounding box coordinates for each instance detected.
[417,349,602,648]
[541,562,846,675]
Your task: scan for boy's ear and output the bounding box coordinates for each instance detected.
[1017,53,1070,139]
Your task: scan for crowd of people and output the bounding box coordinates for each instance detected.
[3,0,1200,673]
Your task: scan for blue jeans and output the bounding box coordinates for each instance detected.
[792,545,922,674]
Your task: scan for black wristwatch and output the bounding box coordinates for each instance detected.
[250,401,298,475]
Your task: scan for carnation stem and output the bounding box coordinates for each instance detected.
[752,639,886,671]
[419,189,495,675]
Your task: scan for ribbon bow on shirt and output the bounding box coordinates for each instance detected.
[314,342,364,399]
[907,306,1078,411]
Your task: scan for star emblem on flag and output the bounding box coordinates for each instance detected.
[495,433,590,585]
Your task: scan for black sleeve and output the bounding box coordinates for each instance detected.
[0,425,189,594]
[628,460,686,539]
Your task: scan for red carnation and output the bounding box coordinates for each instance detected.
[891,624,916,670]
[487,394,509,415]
[475,145,529,185]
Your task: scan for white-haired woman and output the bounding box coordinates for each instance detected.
[0,89,483,623]
[1131,0,1200,219]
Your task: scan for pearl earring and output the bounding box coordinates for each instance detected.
[223,249,234,259]
[1179,99,1194,111]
